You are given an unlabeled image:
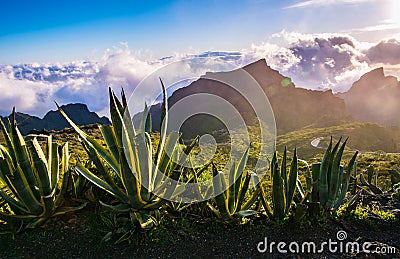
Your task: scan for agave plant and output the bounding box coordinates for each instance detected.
[359,166,383,195]
[208,148,260,221]
[389,168,400,189]
[166,157,212,213]
[298,137,358,213]
[68,160,93,201]
[393,183,400,202]
[258,147,300,221]
[0,113,86,230]
[58,81,197,234]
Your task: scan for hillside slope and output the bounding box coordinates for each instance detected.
[0,104,110,135]
[138,59,351,138]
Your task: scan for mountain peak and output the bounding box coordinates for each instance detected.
[0,103,110,135]
[56,103,91,113]
[139,59,350,136]
[338,67,400,126]
[243,58,268,70]
[360,67,385,80]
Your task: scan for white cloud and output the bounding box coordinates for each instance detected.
[1,33,400,116]
[242,31,400,92]
[342,19,400,34]
[284,0,376,9]
[0,73,55,116]
[244,31,374,92]
[365,39,400,64]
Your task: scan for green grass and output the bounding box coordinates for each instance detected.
[277,122,400,159]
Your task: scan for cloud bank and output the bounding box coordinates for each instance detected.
[0,32,399,117]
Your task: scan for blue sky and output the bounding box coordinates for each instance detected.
[0,0,400,116]
[1,0,399,63]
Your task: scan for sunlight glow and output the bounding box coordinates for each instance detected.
[388,0,400,27]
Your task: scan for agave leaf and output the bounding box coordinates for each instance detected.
[172,136,199,176]
[233,147,250,211]
[319,137,332,207]
[327,137,342,190]
[154,79,168,178]
[281,147,288,200]
[135,211,154,230]
[332,178,349,211]
[109,88,126,148]
[345,151,358,183]
[0,119,16,162]
[27,138,51,196]
[58,143,70,195]
[153,132,180,188]
[234,210,258,218]
[296,179,305,199]
[327,139,347,208]
[119,146,145,208]
[55,144,72,208]
[53,202,87,216]
[373,169,379,186]
[241,173,261,210]
[331,152,358,210]
[99,201,131,212]
[79,140,126,199]
[360,173,369,186]
[10,124,40,201]
[0,147,17,194]
[10,165,42,215]
[120,91,137,145]
[142,196,167,210]
[367,182,383,194]
[259,182,274,219]
[0,188,29,215]
[49,140,60,191]
[134,133,152,199]
[305,165,312,190]
[212,163,229,218]
[207,203,221,219]
[99,125,120,164]
[0,211,38,221]
[54,167,70,208]
[293,203,307,223]
[58,105,119,173]
[286,148,298,213]
[75,162,125,201]
[236,172,251,211]
[345,190,361,211]
[272,152,285,219]
[367,166,374,184]
[139,103,152,134]
[227,162,237,214]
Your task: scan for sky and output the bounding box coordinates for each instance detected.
[0,0,400,116]
[1,0,399,63]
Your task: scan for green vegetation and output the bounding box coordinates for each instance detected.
[1,86,399,252]
[208,149,260,220]
[259,148,300,220]
[304,138,358,212]
[360,166,384,194]
[277,122,400,159]
[0,117,85,231]
[0,131,4,145]
[58,84,207,242]
[393,183,400,202]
